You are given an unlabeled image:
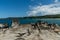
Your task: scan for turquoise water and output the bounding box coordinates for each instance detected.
[20,19,60,25]
[0,18,60,27]
[0,19,12,27]
[40,19,60,25]
[20,19,38,24]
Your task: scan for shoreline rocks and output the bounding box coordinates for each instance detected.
[0,21,60,40]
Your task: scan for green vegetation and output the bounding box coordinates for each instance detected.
[8,14,60,19]
[1,14,60,19]
[22,14,60,19]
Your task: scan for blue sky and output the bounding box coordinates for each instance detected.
[0,0,60,18]
[0,0,30,18]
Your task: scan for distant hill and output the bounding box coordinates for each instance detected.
[0,14,60,19]
[8,14,60,19]
[23,14,60,19]
[29,14,60,18]
[43,14,60,18]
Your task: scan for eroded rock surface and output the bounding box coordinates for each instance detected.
[0,24,60,40]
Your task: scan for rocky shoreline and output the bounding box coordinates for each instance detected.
[0,21,60,40]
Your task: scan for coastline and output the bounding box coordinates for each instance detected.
[0,21,60,40]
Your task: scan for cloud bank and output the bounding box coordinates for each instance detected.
[27,0,60,16]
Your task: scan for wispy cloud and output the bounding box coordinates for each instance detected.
[54,0,59,3]
[27,0,60,16]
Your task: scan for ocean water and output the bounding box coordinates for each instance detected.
[20,19,60,25]
[40,19,60,25]
[0,18,60,27]
[20,19,38,24]
[0,19,12,27]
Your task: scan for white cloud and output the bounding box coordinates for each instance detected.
[54,0,59,3]
[27,3,60,16]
